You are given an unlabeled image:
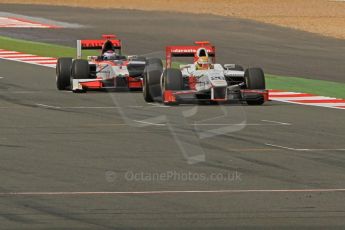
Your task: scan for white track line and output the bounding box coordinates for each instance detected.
[265,143,345,151]
[291,103,345,107]
[270,96,335,100]
[273,100,345,110]
[1,189,345,196]
[133,120,166,126]
[194,121,290,126]
[147,103,170,108]
[36,103,61,109]
[261,120,292,125]
[63,106,119,109]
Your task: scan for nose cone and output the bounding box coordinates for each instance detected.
[208,71,227,87]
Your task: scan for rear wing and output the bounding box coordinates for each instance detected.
[166,41,215,68]
[76,34,122,59]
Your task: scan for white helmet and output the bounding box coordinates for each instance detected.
[103,50,116,60]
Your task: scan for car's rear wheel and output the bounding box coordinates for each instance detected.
[161,68,183,105]
[56,57,72,90]
[146,58,163,70]
[244,67,265,105]
[143,58,163,102]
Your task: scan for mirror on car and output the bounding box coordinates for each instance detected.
[223,64,236,70]
[87,56,98,61]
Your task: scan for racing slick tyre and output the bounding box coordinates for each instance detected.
[71,59,90,79]
[56,57,72,90]
[71,59,90,93]
[161,68,183,105]
[244,67,265,105]
[146,58,163,70]
[143,58,163,102]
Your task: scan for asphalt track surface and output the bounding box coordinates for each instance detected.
[1,4,345,83]
[0,4,345,230]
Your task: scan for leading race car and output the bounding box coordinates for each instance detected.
[143,41,268,105]
[56,35,147,92]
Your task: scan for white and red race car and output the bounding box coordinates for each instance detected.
[56,35,146,92]
[143,41,268,105]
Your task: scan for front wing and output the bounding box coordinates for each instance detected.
[163,88,269,104]
[72,77,143,92]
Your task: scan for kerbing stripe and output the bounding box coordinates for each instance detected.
[269,90,345,110]
[0,17,60,28]
[0,49,57,68]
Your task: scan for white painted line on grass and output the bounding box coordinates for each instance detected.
[268,92,301,96]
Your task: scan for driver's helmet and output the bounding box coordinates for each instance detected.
[103,50,116,60]
[196,56,210,70]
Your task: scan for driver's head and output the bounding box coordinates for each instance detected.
[103,50,116,60]
[196,56,210,70]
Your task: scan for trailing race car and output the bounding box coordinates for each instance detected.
[56,35,147,92]
[143,41,268,105]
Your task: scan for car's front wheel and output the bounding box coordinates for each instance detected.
[56,57,73,90]
[161,68,183,105]
[143,58,163,102]
[71,59,90,93]
[244,67,266,105]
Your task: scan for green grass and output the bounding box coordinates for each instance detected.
[266,74,345,98]
[0,35,97,58]
[1,35,345,98]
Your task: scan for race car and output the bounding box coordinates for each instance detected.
[56,35,147,92]
[143,41,268,105]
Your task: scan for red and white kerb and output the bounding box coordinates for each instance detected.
[0,17,60,28]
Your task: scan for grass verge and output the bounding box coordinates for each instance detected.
[266,74,345,98]
[1,35,345,98]
[0,35,97,58]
